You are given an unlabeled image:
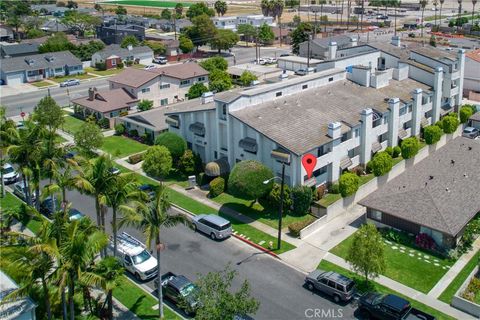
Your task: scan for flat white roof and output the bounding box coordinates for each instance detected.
[0,270,36,320]
[278,56,323,64]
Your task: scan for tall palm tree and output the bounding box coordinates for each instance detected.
[393,0,401,36]
[318,0,327,33]
[214,0,228,16]
[420,0,429,42]
[82,257,124,320]
[273,0,285,45]
[57,221,108,320]
[433,0,438,27]
[0,106,16,198]
[473,0,478,23]
[439,0,445,26]
[261,0,271,16]
[120,183,189,319]
[347,0,352,29]
[105,172,138,257]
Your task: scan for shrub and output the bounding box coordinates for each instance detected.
[178,149,196,176]
[129,129,138,137]
[435,119,444,131]
[365,161,373,174]
[288,219,313,237]
[392,146,401,158]
[209,177,225,197]
[142,146,172,178]
[119,111,128,117]
[329,183,340,194]
[128,152,144,164]
[95,62,106,71]
[291,186,313,216]
[98,118,109,129]
[155,132,187,162]
[114,123,125,135]
[369,151,393,177]
[265,183,292,213]
[400,137,419,159]
[442,114,459,134]
[116,62,124,69]
[228,160,274,200]
[424,125,443,145]
[385,146,393,157]
[460,105,475,123]
[415,233,436,250]
[314,185,327,201]
[125,60,134,66]
[197,172,210,186]
[339,172,359,197]
[380,228,414,246]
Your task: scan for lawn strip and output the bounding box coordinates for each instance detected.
[318,260,455,320]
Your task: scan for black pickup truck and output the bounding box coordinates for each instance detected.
[358,292,436,320]
[157,272,199,315]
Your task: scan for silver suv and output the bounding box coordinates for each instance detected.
[192,214,232,240]
[305,269,356,303]
[462,127,479,139]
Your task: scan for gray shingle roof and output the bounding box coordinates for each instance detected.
[309,35,358,49]
[94,44,152,60]
[470,112,480,122]
[0,51,82,73]
[124,107,168,131]
[359,137,480,237]
[230,76,430,155]
[1,43,39,57]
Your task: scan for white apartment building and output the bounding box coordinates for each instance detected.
[108,63,209,108]
[164,39,465,187]
[212,15,274,31]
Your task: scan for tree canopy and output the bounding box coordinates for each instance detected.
[142,145,172,178]
[187,82,209,99]
[199,56,228,72]
[239,71,258,87]
[155,132,187,162]
[228,160,274,201]
[214,0,228,16]
[179,34,194,53]
[258,23,275,45]
[210,29,239,53]
[208,69,232,92]
[74,121,104,155]
[186,2,215,20]
[120,35,139,48]
[290,22,312,54]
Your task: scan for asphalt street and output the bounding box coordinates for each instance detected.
[1,77,109,118]
[57,185,358,320]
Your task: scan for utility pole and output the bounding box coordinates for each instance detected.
[173,15,177,40]
[307,33,311,68]
[314,10,318,38]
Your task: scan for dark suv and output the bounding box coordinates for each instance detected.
[305,269,356,303]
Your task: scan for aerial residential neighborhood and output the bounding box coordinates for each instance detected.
[0,0,479,320]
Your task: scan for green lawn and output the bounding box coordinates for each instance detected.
[439,250,480,303]
[0,192,45,235]
[330,232,453,293]
[85,67,124,76]
[100,136,149,158]
[31,80,54,88]
[103,0,193,8]
[318,260,455,320]
[51,73,97,83]
[317,193,342,207]
[114,165,296,254]
[212,192,316,231]
[62,115,85,135]
[113,276,181,320]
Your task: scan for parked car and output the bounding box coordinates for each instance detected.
[279,53,290,57]
[153,56,168,64]
[109,167,121,175]
[68,208,86,221]
[258,58,267,65]
[114,232,158,281]
[40,196,60,217]
[295,67,315,76]
[63,150,78,159]
[304,269,356,303]
[2,163,19,184]
[408,32,416,38]
[144,65,156,70]
[462,127,479,139]
[157,272,199,315]
[138,184,155,201]
[192,214,232,240]
[12,181,36,203]
[59,79,80,87]
[358,292,436,320]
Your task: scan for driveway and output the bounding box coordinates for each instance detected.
[0,83,38,97]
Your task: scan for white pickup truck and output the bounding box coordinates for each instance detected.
[113,232,158,281]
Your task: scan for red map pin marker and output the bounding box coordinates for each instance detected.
[302,154,317,179]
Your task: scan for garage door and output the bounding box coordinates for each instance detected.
[6,72,25,85]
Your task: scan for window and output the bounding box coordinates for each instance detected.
[341,132,350,142]
[124,255,132,264]
[111,59,117,66]
[302,84,308,90]
[370,210,382,221]
[348,146,360,158]
[219,104,227,120]
[180,79,191,86]
[141,88,150,93]
[408,104,413,113]
[327,280,336,288]
[425,110,432,119]
[160,98,168,106]
[304,165,327,181]
[328,77,334,82]
[197,76,205,82]
[160,83,170,89]
[55,67,63,73]
[214,151,218,159]
[320,278,329,285]
[378,132,388,143]
[399,105,407,116]
[317,144,330,157]
[403,120,412,130]
[276,91,282,97]
[354,128,360,137]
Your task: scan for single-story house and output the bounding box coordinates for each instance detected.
[360,136,480,249]
[0,43,39,58]
[41,19,69,33]
[91,44,153,69]
[0,25,14,42]
[0,269,37,320]
[469,111,480,129]
[117,106,169,140]
[272,26,292,45]
[0,51,83,85]
[71,87,139,126]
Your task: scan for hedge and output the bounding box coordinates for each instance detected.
[155,132,187,161]
[128,152,144,164]
[291,186,313,216]
[288,219,313,237]
[370,151,393,177]
[339,172,359,197]
[442,114,459,134]
[459,105,475,123]
[400,137,419,159]
[228,160,273,200]
[209,177,225,198]
[114,123,125,135]
[424,125,443,145]
[392,146,401,158]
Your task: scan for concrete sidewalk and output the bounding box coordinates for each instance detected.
[428,238,480,298]
[324,253,476,320]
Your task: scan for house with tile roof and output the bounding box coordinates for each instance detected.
[108,62,209,108]
[91,44,153,69]
[360,136,480,248]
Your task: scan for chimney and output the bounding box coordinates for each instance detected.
[391,35,401,47]
[201,91,214,104]
[327,122,342,139]
[88,87,97,101]
[350,36,358,47]
[327,41,337,60]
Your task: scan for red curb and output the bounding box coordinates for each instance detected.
[232,233,279,259]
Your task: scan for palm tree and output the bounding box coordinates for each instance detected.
[120,183,189,319]
[392,0,401,36]
[439,0,445,26]
[82,257,124,320]
[318,0,327,32]
[433,0,438,27]
[261,0,271,16]
[105,172,138,257]
[214,0,228,16]
[420,0,429,42]
[0,106,16,198]
[471,0,477,25]
[347,0,352,29]
[273,0,285,45]
[58,221,108,320]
